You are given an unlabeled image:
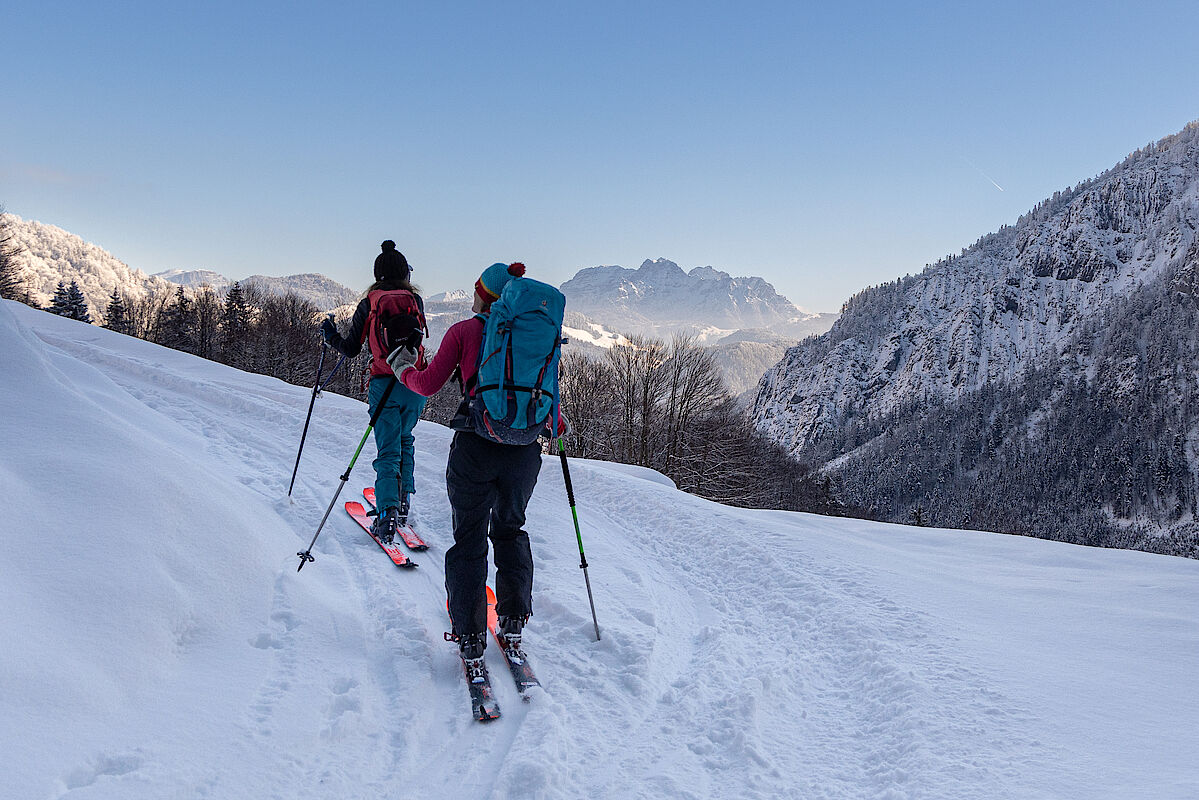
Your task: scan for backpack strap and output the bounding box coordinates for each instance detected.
[462,314,488,397]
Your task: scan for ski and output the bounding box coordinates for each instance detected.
[461,657,502,722]
[362,487,428,551]
[447,596,502,722]
[485,585,541,698]
[345,501,417,568]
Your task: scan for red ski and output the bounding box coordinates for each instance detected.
[485,586,541,698]
[345,501,416,568]
[362,487,428,550]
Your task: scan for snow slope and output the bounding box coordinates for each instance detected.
[2,299,1197,799]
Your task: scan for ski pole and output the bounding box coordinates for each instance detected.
[557,437,601,640]
[288,343,329,497]
[297,377,397,571]
[317,354,346,393]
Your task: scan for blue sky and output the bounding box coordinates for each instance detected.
[3,1,1198,311]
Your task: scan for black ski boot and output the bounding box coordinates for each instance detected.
[397,494,411,527]
[371,507,401,546]
[456,632,488,683]
[497,615,529,664]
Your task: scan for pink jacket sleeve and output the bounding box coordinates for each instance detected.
[401,319,471,397]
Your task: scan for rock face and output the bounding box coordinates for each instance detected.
[754,122,1199,453]
[750,121,1199,556]
[560,258,835,341]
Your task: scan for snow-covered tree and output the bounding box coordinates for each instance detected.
[102,288,133,335]
[0,206,28,302]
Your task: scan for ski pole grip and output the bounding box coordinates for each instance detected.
[558,446,577,507]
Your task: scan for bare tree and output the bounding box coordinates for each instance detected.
[0,206,29,303]
[660,335,727,476]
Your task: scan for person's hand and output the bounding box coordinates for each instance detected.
[320,314,337,344]
[386,345,419,376]
[555,412,573,438]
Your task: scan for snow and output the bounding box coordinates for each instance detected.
[561,322,629,350]
[2,298,1197,799]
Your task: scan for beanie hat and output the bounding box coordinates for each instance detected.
[373,240,410,282]
[475,262,526,304]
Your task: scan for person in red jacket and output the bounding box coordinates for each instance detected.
[321,241,427,544]
[388,261,544,676]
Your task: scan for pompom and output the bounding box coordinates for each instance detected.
[508,262,526,277]
[381,240,396,253]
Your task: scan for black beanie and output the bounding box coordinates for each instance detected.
[374,240,410,282]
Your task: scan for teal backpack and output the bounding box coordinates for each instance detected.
[465,277,566,445]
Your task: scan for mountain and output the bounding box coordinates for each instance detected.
[752,121,1199,555]
[154,269,359,311]
[427,289,471,303]
[7,215,175,315]
[6,216,360,318]
[423,260,835,394]
[4,298,1197,799]
[153,268,230,290]
[560,258,836,342]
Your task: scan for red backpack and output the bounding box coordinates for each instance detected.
[367,289,427,376]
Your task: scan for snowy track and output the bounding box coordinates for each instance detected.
[3,300,1198,799]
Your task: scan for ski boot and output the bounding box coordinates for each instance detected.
[397,494,411,527]
[456,632,489,683]
[496,615,530,664]
[370,506,401,546]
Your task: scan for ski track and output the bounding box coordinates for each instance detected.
[15,309,1189,799]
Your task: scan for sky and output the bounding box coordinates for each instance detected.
[3,1,1199,312]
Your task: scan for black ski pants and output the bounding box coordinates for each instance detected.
[444,431,542,637]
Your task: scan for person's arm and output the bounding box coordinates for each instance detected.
[322,297,370,358]
[401,321,467,397]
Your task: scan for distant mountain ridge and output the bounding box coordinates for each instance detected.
[153,269,359,310]
[8,213,830,396]
[4,215,359,315]
[561,258,835,341]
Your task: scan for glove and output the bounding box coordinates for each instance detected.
[320,315,337,344]
[555,412,573,438]
[386,344,419,377]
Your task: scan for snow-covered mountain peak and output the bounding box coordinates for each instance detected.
[559,258,835,341]
[689,265,731,281]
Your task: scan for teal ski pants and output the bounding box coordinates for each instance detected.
[368,376,426,511]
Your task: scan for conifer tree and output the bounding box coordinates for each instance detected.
[220,281,252,366]
[103,288,133,335]
[49,282,71,316]
[159,285,195,351]
[64,281,92,323]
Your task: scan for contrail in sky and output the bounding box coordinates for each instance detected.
[959,155,1005,192]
